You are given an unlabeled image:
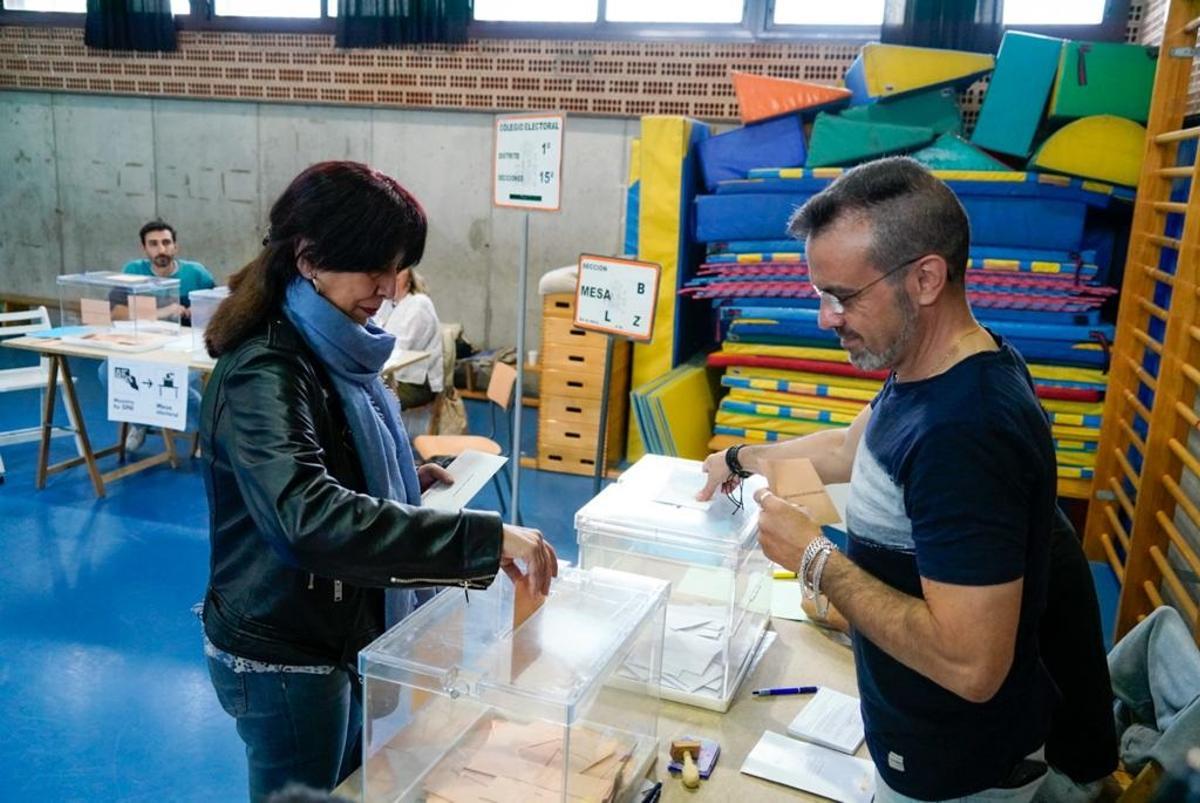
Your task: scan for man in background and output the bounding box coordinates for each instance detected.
[101,220,214,451]
[114,220,215,324]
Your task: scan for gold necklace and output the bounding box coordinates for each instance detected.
[930,326,990,376]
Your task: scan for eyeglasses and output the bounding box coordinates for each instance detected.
[811,254,924,315]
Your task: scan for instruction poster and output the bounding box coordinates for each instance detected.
[107,357,188,430]
[493,113,565,211]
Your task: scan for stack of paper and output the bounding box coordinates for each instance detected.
[787,688,865,754]
[617,603,727,696]
[403,716,639,803]
[741,731,875,803]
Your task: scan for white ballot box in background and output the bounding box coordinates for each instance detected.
[575,454,772,712]
[359,566,668,803]
[188,286,229,353]
[58,271,182,351]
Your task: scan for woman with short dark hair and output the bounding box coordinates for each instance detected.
[199,161,556,802]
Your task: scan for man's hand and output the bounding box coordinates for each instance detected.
[698,450,739,501]
[417,462,453,493]
[753,488,822,573]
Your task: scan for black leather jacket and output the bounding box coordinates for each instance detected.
[199,317,502,669]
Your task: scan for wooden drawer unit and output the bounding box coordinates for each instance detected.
[537,292,630,475]
[542,345,627,376]
[540,395,604,426]
[537,444,602,475]
[542,293,577,319]
[542,317,609,352]
[540,366,626,401]
[538,408,626,454]
[538,406,627,476]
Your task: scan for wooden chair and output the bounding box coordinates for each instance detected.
[0,307,84,483]
[412,359,519,520]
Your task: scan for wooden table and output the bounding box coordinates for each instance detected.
[1,335,428,498]
[335,616,861,801]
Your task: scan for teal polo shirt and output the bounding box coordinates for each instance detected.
[121,259,215,306]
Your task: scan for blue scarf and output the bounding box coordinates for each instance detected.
[282,278,424,624]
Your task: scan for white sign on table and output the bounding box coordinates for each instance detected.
[492,113,565,211]
[572,254,662,342]
[107,357,188,430]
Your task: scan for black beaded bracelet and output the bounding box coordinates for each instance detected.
[725,444,753,479]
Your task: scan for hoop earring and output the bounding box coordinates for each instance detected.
[310,275,322,296]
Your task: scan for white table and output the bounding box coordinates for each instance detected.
[1,335,428,498]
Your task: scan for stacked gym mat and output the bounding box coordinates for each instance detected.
[676,38,1153,489]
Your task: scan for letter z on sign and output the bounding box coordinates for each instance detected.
[572,255,661,342]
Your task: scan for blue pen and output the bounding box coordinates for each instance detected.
[752,685,819,696]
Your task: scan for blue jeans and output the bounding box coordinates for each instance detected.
[206,657,362,803]
[1108,605,1200,774]
[96,360,203,432]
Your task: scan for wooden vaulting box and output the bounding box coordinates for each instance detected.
[537,293,629,476]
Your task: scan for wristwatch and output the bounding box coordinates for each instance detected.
[725,444,753,479]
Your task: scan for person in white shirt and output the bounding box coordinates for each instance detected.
[377,268,443,409]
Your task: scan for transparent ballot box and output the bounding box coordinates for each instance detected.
[575,454,771,712]
[57,271,181,352]
[188,286,228,352]
[359,566,669,803]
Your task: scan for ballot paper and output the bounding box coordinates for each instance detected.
[408,715,640,803]
[786,687,865,754]
[616,603,728,695]
[741,730,875,803]
[653,465,714,511]
[421,450,508,512]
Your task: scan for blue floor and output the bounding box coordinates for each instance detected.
[0,348,597,802]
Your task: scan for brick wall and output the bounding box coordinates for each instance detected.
[1137,0,1200,116]
[0,3,1162,122]
[0,25,866,121]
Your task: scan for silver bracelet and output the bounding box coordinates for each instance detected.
[801,536,836,597]
[810,545,835,618]
[797,537,827,600]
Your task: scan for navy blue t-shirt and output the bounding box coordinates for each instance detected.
[845,335,1056,800]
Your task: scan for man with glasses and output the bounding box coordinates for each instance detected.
[699,157,1057,802]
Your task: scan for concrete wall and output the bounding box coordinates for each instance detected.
[0,91,637,349]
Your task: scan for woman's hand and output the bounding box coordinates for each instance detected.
[500,524,558,597]
[417,463,453,493]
